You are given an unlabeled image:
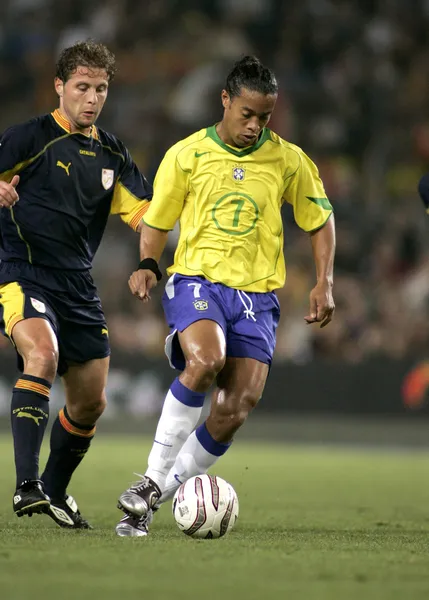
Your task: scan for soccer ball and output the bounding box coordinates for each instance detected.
[172,474,239,539]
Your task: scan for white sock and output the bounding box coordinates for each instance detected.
[160,422,231,503]
[145,378,205,490]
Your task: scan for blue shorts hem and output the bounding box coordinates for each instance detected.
[226,347,272,365]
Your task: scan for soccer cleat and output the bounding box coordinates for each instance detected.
[13,480,50,517]
[45,495,93,529]
[115,509,154,537]
[117,474,161,517]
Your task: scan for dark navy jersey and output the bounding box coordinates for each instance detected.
[0,110,152,270]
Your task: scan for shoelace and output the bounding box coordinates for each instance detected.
[237,290,256,321]
[129,473,153,494]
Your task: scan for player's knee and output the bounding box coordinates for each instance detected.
[185,354,225,388]
[85,393,107,421]
[70,392,106,425]
[26,345,58,381]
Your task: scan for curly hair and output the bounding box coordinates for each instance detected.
[225,55,278,99]
[55,40,117,83]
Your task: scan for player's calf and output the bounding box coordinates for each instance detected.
[206,394,258,442]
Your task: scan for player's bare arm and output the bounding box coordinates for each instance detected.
[128,222,168,301]
[0,175,20,208]
[305,214,336,328]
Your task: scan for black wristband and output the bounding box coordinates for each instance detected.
[137,258,163,281]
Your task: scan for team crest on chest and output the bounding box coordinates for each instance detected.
[101,168,114,190]
[232,166,245,182]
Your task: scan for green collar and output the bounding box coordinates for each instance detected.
[206,124,271,157]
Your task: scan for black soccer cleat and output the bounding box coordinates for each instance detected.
[118,475,161,518]
[45,495,93,529]
[13,480,50,517]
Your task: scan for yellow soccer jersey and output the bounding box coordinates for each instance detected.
[144,125,332,292]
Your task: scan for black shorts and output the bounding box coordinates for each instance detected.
[0,260,110,376]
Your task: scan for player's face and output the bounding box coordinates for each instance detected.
[221,87,277,148]
[54,66,109,133]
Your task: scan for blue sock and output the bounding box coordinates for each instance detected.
[41,406,96,501]
[195,422,231,456]
[11,375,51,486]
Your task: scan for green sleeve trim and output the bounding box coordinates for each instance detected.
[306,196,333,211]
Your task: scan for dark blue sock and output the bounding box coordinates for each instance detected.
[41,406,95,501]
[11,375,51,487]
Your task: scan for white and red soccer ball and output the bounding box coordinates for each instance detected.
[172,474,239,539]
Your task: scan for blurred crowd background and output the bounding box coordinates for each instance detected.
[1,0,429,366]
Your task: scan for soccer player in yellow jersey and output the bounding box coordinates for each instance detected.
[116,56,335,536]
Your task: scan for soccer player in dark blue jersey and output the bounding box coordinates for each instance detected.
[0,41,152,528]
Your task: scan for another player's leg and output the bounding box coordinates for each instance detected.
[116,319,226,532]
[160,357,268,503]
[41,357,108,529]
[10,318,58,517]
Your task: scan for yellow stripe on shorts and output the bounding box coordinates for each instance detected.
[0,282,26,337]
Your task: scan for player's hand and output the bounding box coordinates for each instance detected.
[0,175,20,208]
[304,281,335,328]
[128,268,158,302]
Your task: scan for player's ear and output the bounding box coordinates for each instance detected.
[54,77,64,97]
[221,90,230,109]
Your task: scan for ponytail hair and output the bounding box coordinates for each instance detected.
[225,55,278,99]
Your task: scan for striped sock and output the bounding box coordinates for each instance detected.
[41,406,95,501]
[11,375,51,487]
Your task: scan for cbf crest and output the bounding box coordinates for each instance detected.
[232,166,245,182]
[193,300,208,311]
[101,168,114,190]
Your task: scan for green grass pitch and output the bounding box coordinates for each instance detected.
[0,433,428,600]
